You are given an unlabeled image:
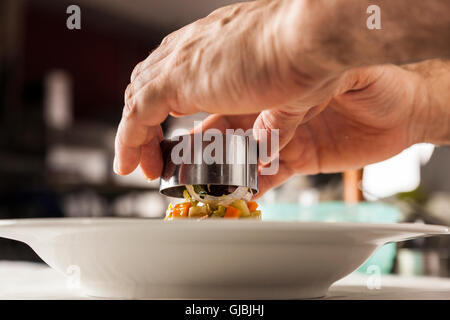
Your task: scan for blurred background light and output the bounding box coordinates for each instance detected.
[363,144,435,200]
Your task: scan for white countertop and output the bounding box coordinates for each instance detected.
[0,261,449,300]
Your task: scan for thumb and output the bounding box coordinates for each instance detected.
[253,108,307,164]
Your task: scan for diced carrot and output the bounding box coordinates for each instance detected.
[172,202,191,218]
[224,206,241,219]
[247,201,258,212]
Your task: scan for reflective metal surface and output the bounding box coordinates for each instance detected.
[159,133,258,198]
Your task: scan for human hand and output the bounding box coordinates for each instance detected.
[200,64,437,196]
[113,0,346,180]
[113,0,450,197]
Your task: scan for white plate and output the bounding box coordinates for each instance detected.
[0,218,447,299]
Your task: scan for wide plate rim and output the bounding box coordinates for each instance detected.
[0,217,447,235]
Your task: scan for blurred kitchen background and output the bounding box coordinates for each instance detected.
[0,0,449,277]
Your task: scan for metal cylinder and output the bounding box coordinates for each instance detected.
[159,133,258,198]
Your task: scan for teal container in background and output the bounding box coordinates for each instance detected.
[260,201,402,274]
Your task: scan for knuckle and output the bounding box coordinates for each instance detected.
[133,92,145,112]
[208,6,227,18]
[123,94,137,120]
[161,32,175,46]
[131,61,144,82]
[231,4,243,16]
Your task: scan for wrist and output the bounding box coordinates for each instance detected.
[408,61,450,145]
[420,85,450,146]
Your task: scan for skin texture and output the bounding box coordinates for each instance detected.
[114,0,450,197]
[200,64,448,196]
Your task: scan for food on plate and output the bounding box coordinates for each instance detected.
[164,185,260,220]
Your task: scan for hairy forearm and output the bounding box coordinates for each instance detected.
[277,0,450,145]
[282,0,450,75]
[403,59,450,145]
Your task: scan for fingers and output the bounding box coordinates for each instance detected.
[114,115,147,175]
[130,50,169,84]
[195,114,258,133]
[114,119,163,178]
[299,98,331,124]
[129,26,195,99]
[253,108,307,164]
[195,113,296,198]
[114,76,172,177]
[126,64,165,105]
[140,129,164,180]
[130,31,180,83]
[254,161,293,198]
[113,142,141,176]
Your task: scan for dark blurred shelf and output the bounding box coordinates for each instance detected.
[45,178,159,195]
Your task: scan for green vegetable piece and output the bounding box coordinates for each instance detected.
[188,205,210,218]
[231,200,251,217]
[183,189,198,206]
[193,185,207,195]
[212,205,226,217]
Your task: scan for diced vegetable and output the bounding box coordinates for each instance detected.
[164,186,261,220]
[231,200,250,217]
[164,203,174,220]
[172,202,191,218]
[224,206,241,218]
[193,185,207,198]
[211,205,226,217]
[183,189,198,206]
[186,185,251,206]
[188,205,210,218]
[247,201,258,212]
[250,210,261,218]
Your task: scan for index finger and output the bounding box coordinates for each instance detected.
[114,113,163,179]
[114,79,171,178]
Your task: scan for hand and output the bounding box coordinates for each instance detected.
[200,64,432,196]
[113,0,450,195]
[113,0,344,179]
